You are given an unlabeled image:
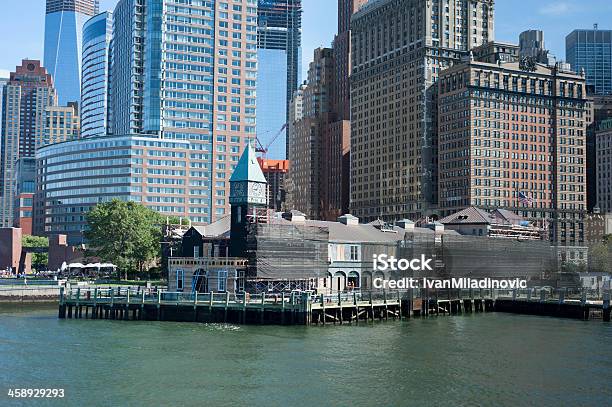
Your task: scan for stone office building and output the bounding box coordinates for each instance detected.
[350,0,495,222]
[437,55,589,245]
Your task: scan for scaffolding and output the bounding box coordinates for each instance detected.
[246,222,329,282]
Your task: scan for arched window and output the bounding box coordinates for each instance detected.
[348,271,360,289]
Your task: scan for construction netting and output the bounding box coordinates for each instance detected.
[247,223,329,280]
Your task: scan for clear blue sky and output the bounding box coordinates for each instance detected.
[1,0,611,78]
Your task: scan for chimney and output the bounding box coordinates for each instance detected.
[396,219,415,230]
[337,214,359,226]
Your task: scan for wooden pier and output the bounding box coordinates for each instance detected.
[58,287,611,325]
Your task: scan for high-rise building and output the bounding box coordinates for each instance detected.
[0,60,56,228]
[586,95,612,210]
[437,57,589,245]
[109,0,259,224]
[257,0,302,159]
[13,157,36,235]
[320,0,368,221]
[473,41,519,64]
[257,158,289,211]
[597,119,612,213]
[566,28,612,95]
[44,0,99,105]
[81,11,112,138]
[44,102,80,145]
[288,48,333,219]
[350,0,495,222]
[34,135,197,244]
[519,30,556,66]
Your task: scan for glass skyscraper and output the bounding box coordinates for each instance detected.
[81,11,112,138]
[44,0,99,105]
[109,0,258,224]
[257,0,302,159]
[566,29,612,95]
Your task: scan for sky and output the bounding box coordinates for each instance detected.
[0,0,611,79]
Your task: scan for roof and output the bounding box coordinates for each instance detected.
[440,207,493,225]
[190,216,231,238]
[230,143,267,183]
[491,209,525,225]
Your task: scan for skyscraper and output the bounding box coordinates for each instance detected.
[566,28,612,95]
[81,11,112,138]
[320,0,368,220]
[257,0,302,159]
[519,30,555,66]
[109,0,258,224]
[350,0,495,222]
[289,48,334,219]
[44,0,99,105]
[0,60,56,227]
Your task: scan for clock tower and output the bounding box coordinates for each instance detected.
[229,143,268,257]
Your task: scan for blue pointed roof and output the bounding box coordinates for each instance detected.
[230,143,267,183]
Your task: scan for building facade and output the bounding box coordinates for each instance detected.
[33,134,212,244]
[597,119,612,213]
[437,58,589,245]
[350,0,495,222]
[81,11,112,138]
[256,0,302,159]
[320,0,368,221]
[0,60,56,228]
[519,30,555,66]
[566,29,612,95]
[586,95,612,210]
[109,0,258,224]
[44,102,80,145]
[12,158,36,235]
[44,0,99,105]
[288,48,334,219]
[258,158,289,211]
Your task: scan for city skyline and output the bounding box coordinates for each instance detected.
[1,0,611,80]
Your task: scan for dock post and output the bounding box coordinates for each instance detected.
[338,292,342,324]
[92,288,98,319]
[209,291,214,322]
[383,290,388,320]
[281,292,286,325]
[353,292,358,323]
[260,293,265,324]
[558,288,565,305]
[225,291,230,322]
[369,291,374,321]
[242,292,247,324]
[603,291,611,322]
[58,287,66,319]
[321,294,326,325]
[76,288,81,318]
[157,290,161,321]
[141,290,145,320]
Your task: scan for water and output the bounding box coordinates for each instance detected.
[1,305,611,407]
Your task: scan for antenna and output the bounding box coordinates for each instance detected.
[594,23,598,30]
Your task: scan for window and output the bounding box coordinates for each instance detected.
[194,246,200,258]
[218,271,228,292]
[350,245,359,261]
[177,269,184,292]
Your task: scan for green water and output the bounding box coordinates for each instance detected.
[0,305,611,407]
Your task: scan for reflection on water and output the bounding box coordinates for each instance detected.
[1,305,611,407]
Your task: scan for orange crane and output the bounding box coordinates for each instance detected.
[256,123,287,159]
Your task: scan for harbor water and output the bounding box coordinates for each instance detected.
[1,305,611,406]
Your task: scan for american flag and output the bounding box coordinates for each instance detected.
[518,192,534,206]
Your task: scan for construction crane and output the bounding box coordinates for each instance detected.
[256,123,287,158]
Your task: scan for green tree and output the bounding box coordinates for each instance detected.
[22,235,49,270]
[85,200,163,279]
[590,240,612,273]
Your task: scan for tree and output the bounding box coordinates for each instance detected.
[590,239,612,273]
[85,200,163,279]
[22,235,49,271]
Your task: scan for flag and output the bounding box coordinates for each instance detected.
[518,192,533,206]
